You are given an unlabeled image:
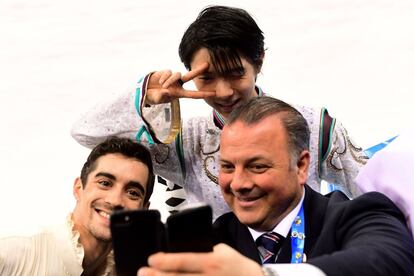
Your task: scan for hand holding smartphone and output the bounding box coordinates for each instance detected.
[110,205,214,276]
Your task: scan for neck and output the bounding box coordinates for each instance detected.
[71,218,112,274]
[80,235,111,270]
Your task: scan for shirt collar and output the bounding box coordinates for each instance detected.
[55,213,115,276]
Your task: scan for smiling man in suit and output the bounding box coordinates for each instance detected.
[138,97,414,276]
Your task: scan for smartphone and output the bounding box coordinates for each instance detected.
[166,204,214,253]
[110,209,165,276]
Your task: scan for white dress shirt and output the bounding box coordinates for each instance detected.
[0,214,115,276]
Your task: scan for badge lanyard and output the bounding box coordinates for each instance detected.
[290,204,305,263]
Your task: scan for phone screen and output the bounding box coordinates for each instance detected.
[110,209,165,276]
[166,205,214,253]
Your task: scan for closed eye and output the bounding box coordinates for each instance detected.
[228,71,245,80]
[220,163,234,173]
[198,76,214,83]
[249,164,269,173]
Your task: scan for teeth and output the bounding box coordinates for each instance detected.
[238,196,259,202]
[98,210,110,219]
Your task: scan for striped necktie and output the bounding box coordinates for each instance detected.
[256,232,285,264]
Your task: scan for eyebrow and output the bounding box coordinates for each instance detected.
[95,172,146,195]
[95,172,116,180]
[220,156,264,164]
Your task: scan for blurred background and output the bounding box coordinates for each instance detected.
[1,0,413,235]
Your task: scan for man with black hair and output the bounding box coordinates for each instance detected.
[72,5,368,220]
[0,137,155,275]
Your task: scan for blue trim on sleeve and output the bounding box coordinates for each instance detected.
[364,136,398,158]
[136,126,155,145]
[135,86,142,116]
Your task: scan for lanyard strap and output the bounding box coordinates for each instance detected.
[290,204,305,263]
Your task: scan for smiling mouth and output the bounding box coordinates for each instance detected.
[235,191,265,203]
[95,209,111,220]
[238,196,260,202]
[217,99,240,110]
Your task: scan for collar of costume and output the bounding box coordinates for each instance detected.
[212,86,265,129]
[66,213,115,275]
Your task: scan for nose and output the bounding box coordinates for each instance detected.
[104,189,124,210]
[215,79,234,100]
[230,168,254,193]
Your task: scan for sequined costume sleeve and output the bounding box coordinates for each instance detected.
[295,105,368,198]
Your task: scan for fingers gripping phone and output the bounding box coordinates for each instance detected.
[110,209,165,276]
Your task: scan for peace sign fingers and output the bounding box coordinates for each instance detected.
[180,62,209,83]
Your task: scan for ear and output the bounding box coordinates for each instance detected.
[73,177,83,201]
[296,150,310,186]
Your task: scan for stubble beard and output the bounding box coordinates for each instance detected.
[87,214,112,243]
[89,223,112,242]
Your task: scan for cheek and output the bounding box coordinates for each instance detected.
[265,177,299,203]
[124,199,144,210]
[233,80,255,96]
[75,196,93,218]
[256,174,282,192]
[78,191,93,205]
[218,175,233,204]
[218,173,232,191]
[194,80,214,91]
[86,189,104,202]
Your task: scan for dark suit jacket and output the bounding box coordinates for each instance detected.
[213,185,414,276]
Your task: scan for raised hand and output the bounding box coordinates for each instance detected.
[145,62,215,105]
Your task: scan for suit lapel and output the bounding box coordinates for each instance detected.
[234,225,262,263]
[303,185,329,256]
[277,185,329,263]
[276,233,292,263]
[215,213,262,264]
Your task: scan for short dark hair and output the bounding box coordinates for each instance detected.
[179,5,265,75]
[227,97,310,163]
[80,137,155,204]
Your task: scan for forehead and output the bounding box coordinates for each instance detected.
[91,153,149,186]
[190,48,253,73]
[220,116,288,159]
